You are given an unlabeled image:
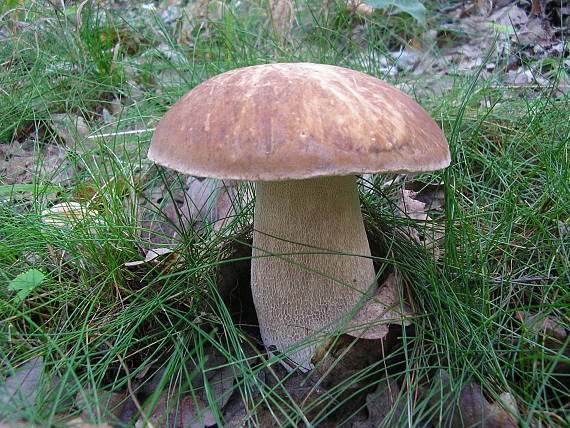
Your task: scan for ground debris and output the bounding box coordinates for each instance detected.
[181,177,248,234]
[49,114,90,150]
[344,273,412,340]
[429,370,518,428]
[395,188,445,258]
[102,348,237,427]
[351,379,404,427]
[76,388,126,425]
[0,357,74,420]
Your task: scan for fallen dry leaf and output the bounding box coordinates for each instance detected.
[352,378,404,427]
[489,392,520,426]
[396,188,444,257]
[135,349,234,428]
[311,274,411,390]
[177,0,227,45]
[76,388,126,425]
[430,369,518,428]
[49,114,90,149]
[312,277,410,388]
[524,312,568,346]
[518,311,570,387]
[181,178,246,233]
[345,273,412,340]
[136,174,188,247]
[0,357,74,420]
[0,421,96,428]
[267,0,295,41]
[124,247,177,268]
[144,247,174,262]
[0,135,72,188]
[218,389,249,427]
[0,358,45,412]
[65,417,114,428]
[405,181,446,212]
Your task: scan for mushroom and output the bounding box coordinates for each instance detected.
[148,63,450,370]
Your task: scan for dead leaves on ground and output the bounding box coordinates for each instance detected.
[181,177,248,234]
[344,273,412,341]
[0,351,236,428]
[0,351,532,428]
[137,353,234,428]
[429,370,518,428]
[356,1,570,96]
[396,187,445,258]
[312,273,412,388]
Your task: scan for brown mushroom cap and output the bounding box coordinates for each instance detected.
[148,63,450,180]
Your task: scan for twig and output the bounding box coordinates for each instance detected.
[86,128,155,139]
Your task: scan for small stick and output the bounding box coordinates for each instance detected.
[86,128,155,139]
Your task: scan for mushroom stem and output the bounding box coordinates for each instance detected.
[251,175,377,370]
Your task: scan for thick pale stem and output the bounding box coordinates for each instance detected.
[251,176,377,370]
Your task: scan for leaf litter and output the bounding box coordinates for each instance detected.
[429,369,518,428]
[395,188,445,258]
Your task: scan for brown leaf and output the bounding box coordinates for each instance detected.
[396,188,444,258]
[345,273,412,340]
[65,418,113,428]
[181,178,246,233]
[312,335,401,392]
[0,137,71,187]
[76,388,126,425]
[311,274,411,388]
[267,0,295,40]
[520,312,570,382]
[220,390,249,427]
[143,350,234,428]
[0,358,45,410]
[524,312,568,346]
[430,370,518,428]
[136,178,187,247]
[49,114,90,149]
[405,181,446,212]
[352,379,404,427]
[489,393,520,427]
[136,248,180,270]
[0,357,74,419]
[488,4,528,28]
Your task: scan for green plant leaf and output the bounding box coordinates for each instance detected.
[488,22,516,35]
[364,0,427,23]
[7,269,45,303]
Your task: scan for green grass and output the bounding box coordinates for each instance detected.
[1,0,569,426]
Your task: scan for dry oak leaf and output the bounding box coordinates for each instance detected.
[312,274,412,386]
[352,378,405,427]
[345,273,412,340]
[430,370,518,428]
[396,188,444,257]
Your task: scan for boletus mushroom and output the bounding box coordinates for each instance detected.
[148,63,450,371]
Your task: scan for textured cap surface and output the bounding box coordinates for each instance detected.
[149,63,450,180]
